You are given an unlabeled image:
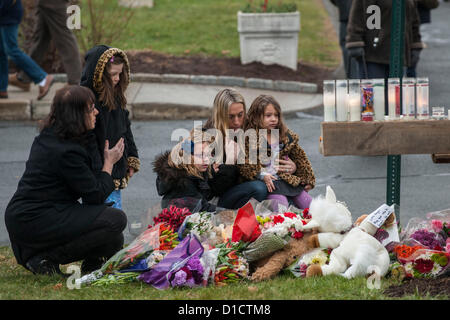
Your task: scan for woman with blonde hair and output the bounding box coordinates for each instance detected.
[203,88,298,209]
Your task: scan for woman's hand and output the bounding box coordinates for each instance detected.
[276,157,297,174]
[213,163,220,173]
[103,138,124,174]
[263,174,277,193]
[127,167,135,178]
[304,184,312,192]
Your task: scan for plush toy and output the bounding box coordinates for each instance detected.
[306,210,395,279]
[250,232,319,282]
[249,186,356,282]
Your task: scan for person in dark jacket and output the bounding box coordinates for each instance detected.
[11,0,82,88]
[80,45,140,210]
[0,0,53,99]
[153,129,239,213]
[330,0,356,78]
[406,0,439,77]
[5,85,126,275]
[346,0,424,79]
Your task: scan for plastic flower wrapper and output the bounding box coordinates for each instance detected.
[100,223,162,274]
[231,202,262,243]
[284,248,331,278]
[396,248,450,279]
[118,250,169,273]
[178,211,224,247]
[214,240,250,286]
[242,233,287,263]
[138,233,204,290]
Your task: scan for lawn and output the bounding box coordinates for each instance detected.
[74,0,341,68]
[0,246,446,300]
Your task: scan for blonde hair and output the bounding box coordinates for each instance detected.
[168,127,214,179]
[212,88,246,139]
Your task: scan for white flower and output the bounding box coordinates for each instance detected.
[431,263,442,275]
[404,262,414,273]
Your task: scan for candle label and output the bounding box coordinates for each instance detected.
[395,85,401,117]
[361,87,374,121]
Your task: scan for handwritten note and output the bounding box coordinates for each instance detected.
[366,204,394,228]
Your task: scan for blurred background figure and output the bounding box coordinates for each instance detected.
[406,0,439,77]
[10,0,82,90]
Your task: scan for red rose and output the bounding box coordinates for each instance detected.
[273,215,285,224]
[302,220,307,225]
[284,212,297,219]
[414,258,434,274]
[293,231,304,239]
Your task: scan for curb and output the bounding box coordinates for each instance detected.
[51,73,319,94]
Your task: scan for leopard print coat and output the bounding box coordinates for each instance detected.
[238,129,315,189]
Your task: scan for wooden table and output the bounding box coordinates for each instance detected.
[319,119,450,222]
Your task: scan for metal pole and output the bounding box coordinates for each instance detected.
[387,0,405,223]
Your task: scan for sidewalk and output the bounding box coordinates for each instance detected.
[0,74,322,120]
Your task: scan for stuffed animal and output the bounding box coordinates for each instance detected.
[305,211,394,279]
[301,186,353,234]
[250,232,319,282]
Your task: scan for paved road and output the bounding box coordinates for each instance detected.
[1,117,449,246]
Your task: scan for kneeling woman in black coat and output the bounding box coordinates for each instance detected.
[5,85,126,275]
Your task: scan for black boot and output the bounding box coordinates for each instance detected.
[81,257,106,274]
[25,255,63,276]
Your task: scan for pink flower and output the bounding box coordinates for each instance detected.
[293,231,304,239]
[431,220,444,233]
[446,238,450,254]
[264,221,275,229]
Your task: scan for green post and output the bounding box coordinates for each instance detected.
[387,0,405,223]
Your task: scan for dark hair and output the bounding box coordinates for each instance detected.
[40,85,95,142]
[100,54,128,111]
[244,94,288,142]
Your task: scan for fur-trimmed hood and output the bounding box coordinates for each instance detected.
[80,45,130,95]
[153,150,195,196]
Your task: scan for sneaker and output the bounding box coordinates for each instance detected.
[0,91,7,99]
[25,255,63,276]
[8,73,31,92]
[81,257,106,274]
[37,74,54,100]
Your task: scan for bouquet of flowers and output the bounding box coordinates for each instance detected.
[214,240,250,286]
[169,256,205,288]
[397,249,450,279]
[100,223,162,274]
[158,224,180,250]
[258,210,309,240]
[179,211,225,246]
[285,248,332,278]
[151,205,192,232]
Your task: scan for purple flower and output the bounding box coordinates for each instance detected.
[374,229,389,243]
[411,229,444,249]
[172,269,187,286]
[185,277,197,288]
[186,256,204,274]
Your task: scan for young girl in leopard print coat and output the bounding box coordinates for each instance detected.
[239,95,315,211]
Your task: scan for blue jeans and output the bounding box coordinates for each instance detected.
[218,180,268,209]
[0,24,47,91]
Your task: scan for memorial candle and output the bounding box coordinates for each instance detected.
[416,77,429,120]
[348,79,360,121]
[373,79,385,121]
[402,78,416,119]
[388,78,400,120]
[323,80,336,122]
[336,80,348,121]
[360,79,374,121]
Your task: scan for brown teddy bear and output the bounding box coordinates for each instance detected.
[250,231,319,282]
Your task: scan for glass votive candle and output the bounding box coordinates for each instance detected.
[323,80,336,122]
[373,79,385,121]
[402,78,416,119]
[416,77,429,120]
[388,78,401,120]
[360,79,374,121]
[348,79,361,121]
[336,80,348,122]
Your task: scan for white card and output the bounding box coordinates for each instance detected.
[366,204,395,228]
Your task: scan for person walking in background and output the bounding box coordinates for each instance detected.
[80,45,140,210]
[330,0,356,78]
[9,0,82,90]
[0,0,53,100]
[406,0,439,77]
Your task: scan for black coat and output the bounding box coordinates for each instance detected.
[4,127,114,266]
[0,0,23,26]
[153,151,239,212]
[80,45,139,190]
[346,0,424,67]
[330,0,353,22]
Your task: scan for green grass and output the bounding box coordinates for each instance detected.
[74,0,341,68]
[0,246,446,300]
